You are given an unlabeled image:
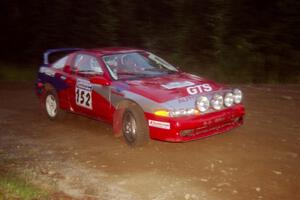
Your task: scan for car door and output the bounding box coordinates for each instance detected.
[67,53,112,120]
[50,55,71,110]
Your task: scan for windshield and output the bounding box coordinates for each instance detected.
[102,52,178,80]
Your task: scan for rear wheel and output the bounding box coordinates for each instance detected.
[122,105,149,146]
[44,91,64,120]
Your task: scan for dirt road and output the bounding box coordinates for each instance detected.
[0,81,299,200]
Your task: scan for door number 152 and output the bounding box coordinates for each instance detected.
[75,88,92,109]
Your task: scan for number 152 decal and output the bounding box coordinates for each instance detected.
[75,87,92,109]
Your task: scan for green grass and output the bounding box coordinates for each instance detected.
[0,173,48,200]
[0,63,36,81]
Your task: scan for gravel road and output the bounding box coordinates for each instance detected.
[0,81,299,200]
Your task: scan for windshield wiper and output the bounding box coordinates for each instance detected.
[78,70,96,73]
[144,68,163,72]
[117,72,141,75]
[117,72,151,80]
[166,70,177,74]
[144,68,175,73]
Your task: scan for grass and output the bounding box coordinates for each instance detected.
[0,172,48,200]
[0,63,36,81]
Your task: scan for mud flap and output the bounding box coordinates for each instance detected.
[112,108,125,137]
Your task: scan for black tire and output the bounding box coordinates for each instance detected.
[122,105,150,146]
[44,90,64,120]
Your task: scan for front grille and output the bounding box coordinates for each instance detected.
[180,117,243,137]
[194,121,234,135]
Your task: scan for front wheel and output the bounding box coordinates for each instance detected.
[122,105,149,147]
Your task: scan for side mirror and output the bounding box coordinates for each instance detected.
[90,76,110,86]
[63,65,72,73]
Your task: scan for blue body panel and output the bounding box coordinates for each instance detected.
[37,70,69,93]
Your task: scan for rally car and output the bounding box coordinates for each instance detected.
[36,47,245,146]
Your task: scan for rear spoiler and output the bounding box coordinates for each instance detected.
[43,48,82,65]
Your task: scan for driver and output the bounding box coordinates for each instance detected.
[122,54,138,68]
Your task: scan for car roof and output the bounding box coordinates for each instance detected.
[77,47,144,57]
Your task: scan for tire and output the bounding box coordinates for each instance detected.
[44,90,64,120]
[122,105,149,146]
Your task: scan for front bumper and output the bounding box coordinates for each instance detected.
[145,104,245,142]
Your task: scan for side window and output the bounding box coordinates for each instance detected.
[90,57,103,73]
[74,55,84,68]
[74,54,103,74]
[52,56,68,69]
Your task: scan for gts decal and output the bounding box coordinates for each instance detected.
[187,84,212,95]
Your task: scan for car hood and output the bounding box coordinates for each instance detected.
[115,72,224,103]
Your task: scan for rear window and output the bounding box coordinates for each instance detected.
[52,56,68,69]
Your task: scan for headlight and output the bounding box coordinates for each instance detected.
[211,94,223,110]
[224,92,234,107]
[233,89,242,104]
[196,96,210,112]
[170,108,199,117]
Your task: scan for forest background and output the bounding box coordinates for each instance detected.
[0,0,299,83]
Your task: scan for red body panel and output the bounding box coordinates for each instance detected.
[145,104,245,142]
[37,47,246,143]
[123,73,223,103]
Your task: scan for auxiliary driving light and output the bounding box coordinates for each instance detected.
[233,89,243,104]
[196,96,210,112]
[211,94,223,110]
[224,92,234,107]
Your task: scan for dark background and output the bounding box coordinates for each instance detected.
[0,0,299,83]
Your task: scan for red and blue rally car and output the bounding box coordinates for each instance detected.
[36,48,245,146]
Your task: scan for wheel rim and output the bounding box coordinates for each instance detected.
[45,94,57,117]
[123,111,137,143]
